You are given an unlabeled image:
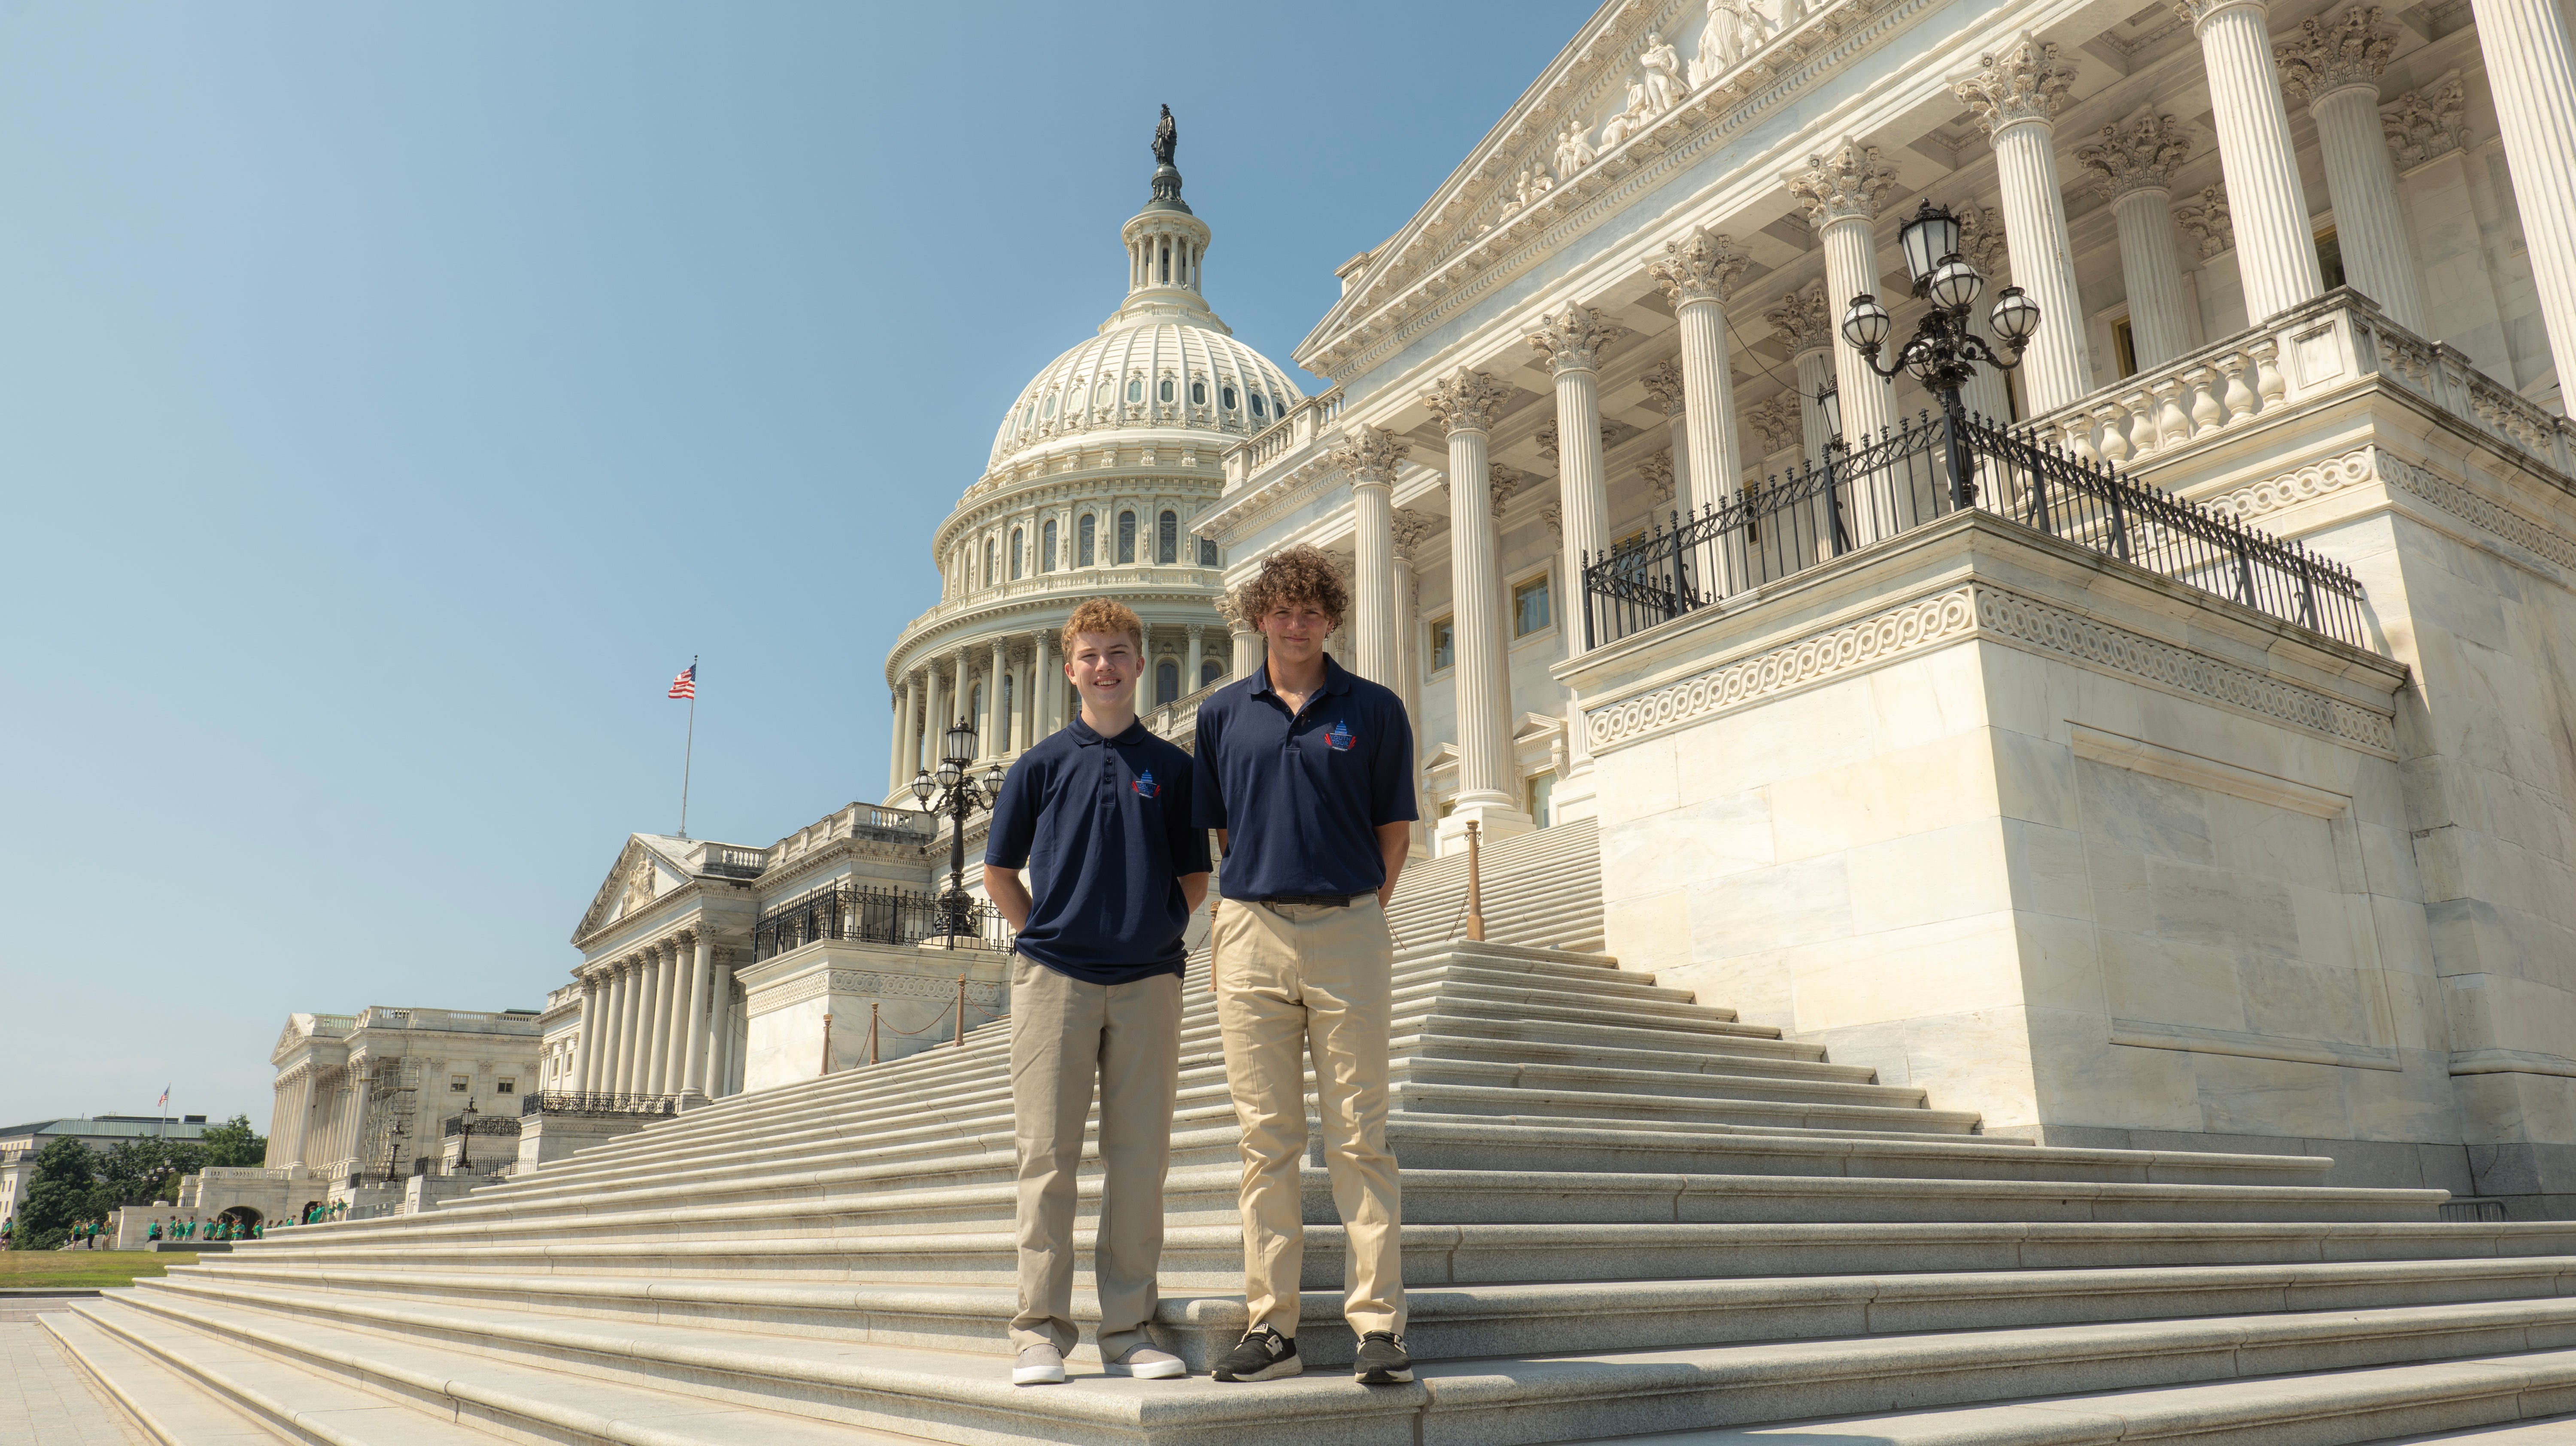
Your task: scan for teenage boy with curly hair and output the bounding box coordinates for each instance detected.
[1191,544,1419,1385]
[984,597,1210,1385]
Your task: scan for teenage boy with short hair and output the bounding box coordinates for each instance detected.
[985,597,1211,1386]
[1191,544,1419,1385]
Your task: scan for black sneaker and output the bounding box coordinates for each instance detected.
[1353,1331,1412,1384]
[1211,1326,1300,1382]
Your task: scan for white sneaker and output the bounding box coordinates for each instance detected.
[1012,1344,1067,1385]
[1104,1344,1188,1379]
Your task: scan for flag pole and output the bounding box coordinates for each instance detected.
[678,654,698,840]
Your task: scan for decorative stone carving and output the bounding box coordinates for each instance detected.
[1526,302,1622,374]
[1693,0,1774,86]
[1488,463,1523,516]
[1953,33,2078,137]
[2076,114,2193,200]
[1327,424,1407,486]
[1552,124,1597,180]
[1745,395,1804,455]
[1639,450,1678,504]
[1762,285,1834,355]
[2172,185,2235,260]
[2169,0,2263,28]
[1600,75,1653,149]
[1640,32,1688,112]
[1422,368,1511,435]
[620,860,657,915]
[1954,204,2010,276]
[2273,6,2396,104]
[1639,360,1688,416]
[2382,70,2471,170]
[1646,227,1751,304]
[1540,503,1564,540]
[1533,419,1617,459]
[1785,139,1901,227]
[1389,508,1438,558]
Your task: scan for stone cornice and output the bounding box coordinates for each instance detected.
[888,576,1229,683]
[933,466,1223,561]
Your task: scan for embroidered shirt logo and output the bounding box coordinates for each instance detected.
[1325,720,1356,752]
[1132,770,1160,799]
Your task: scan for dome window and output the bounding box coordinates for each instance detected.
[984,540,996,588]
[1094,381,1112,409]
[1042,519,1058,572]
[1156,660,1179,705]
[1078,513,1097,567]
[1221,386,1238,410]
[1158,377,1174,404]
[1191,380,1206,406]
[1200,657,1224,687]
[1252,393,1267,419]
[1126,378,1143,404]
[1042,395,1057,419]
[1117,510,1137,564]
[1157,510,1178,565]
[1010,527,1024,581]
[1198,537,1220,567]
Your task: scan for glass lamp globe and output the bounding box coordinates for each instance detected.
[1898,200,1963,287]
[909,769,935,806]
[1926,255,1983,312]
[943,718,978,765]
[1990,286,2041,346]
[1815,381,1842,439]
[1840,293,1893,351]
[935,756,963,790]
[984,762,1006,795]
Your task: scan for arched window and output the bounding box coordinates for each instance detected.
[1117,510,1137,564]
[999,673,1014,733]
[1200,658,1224,687]
[1221,385,1238,410]
[1042,394,1057,418]
[984,540,995,587]
[1157,510,1178,565]
[1191,380,1206,406]
[1156,660,1179,704]
[1160,244,1171,283]
[1042,519,1058,572]
[1009,528,1024,580]
[1078,513,1096,567]
[1198,537,1220,567]
[1126,378,1143,404]
[970,681,984,722]
[1158,377,1174,403]
[1252,393,1268,419]
[1094,380,1112,409]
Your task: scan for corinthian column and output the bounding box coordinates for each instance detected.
[610,961,640,1094]
[1638,360,1691,501]
[1527,303,1622,653]
[2276,7,2424,329]
[988,637,1010,756]
[885,684,908,798]
[2181,0,2324,321]
[1956,36,2089,410]
[1788,140,1902,450]
[642,943,675,1096]
[1421,368,1531,845]
[571,975,597,1096]
[1229,611,1262,679]
[2076,114,2196,370]
[2469,0,2576,380]
[679,933,714,1097]
[918,662,945,777]
[1646,231,1750,532]
[1328,424,1407,684]
[1762,285,1838,460]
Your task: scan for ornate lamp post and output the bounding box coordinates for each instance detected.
[455,1095,477,1174]
[1836,200,2042,506]
[909,717,1005,943]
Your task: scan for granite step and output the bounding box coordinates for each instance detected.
[154,1254,2576,1368]
[38,1311,289,1446]
[92,1280,2576,1446]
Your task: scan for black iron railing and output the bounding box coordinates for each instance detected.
[753,883,1011,960]
[1583,409,2369,650]
[519,1092,680,1119]
[440,1114,522,1139]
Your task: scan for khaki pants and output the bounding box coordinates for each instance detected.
[1212,895,1404,1338]
[1008,955,1182,1357]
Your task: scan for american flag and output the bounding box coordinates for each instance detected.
[157,1085,169,1108]
[668,665,697,700]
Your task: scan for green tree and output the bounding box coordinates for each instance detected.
[97,1137,203,1207]
[15,1137,105,1250]
[196,1115,266,1169]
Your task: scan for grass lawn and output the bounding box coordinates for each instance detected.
[0,1250,194,1290]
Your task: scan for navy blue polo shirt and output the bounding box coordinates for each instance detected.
[985,715,1212,985]
[1190,654,1418,901]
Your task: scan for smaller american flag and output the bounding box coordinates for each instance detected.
[668,665,697,700]
[158,1085,169,1108]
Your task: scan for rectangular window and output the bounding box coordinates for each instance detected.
[450,1075,469,1094]
[1078,514,1096,567]
[1157,510,1178,564]
[1429,616,1455,673]
[1198,537,1219,567]
[1525,772,1556,829]
[495,1078,515,1095]
[1042,519,1057,572]
[2111,316,2137,380]
[2315,226,2346,290]
[1117,511,1137,563]
[1513,575,1552,638]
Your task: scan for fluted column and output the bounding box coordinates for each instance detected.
[707,962,736,1099]
[609,962,640,1094]
[638,945,670,1096]
[1390,511,1433,851]
[2183,0,2324,321]
[1528,303,1621,652]
[949,648,970,760]
[658,939,690,1092]
[1230,617,1262,678]
[1183,624,1206,694]
[570,977,597,1096]
[623,955,652,1094]
[2276,7,2423,328]
[985,639,1008,756]
[1038,631,1062,734]
[2470,0,2576,379]
[1638,360,1690,503]
[680,933,714,1097]
[1788,140,1901,452]
[1421,367,1529,842]
[1329,424,1407,684]
[1648,231,1750,532]
[1957,36,2089,410]
[2077,115,2197,369]
[886,684,908,797]
[918,663,945,779]
[1761,288,1838,458]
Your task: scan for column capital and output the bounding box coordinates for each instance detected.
[2171,0,2269,34]
[2381,70,2471,170]
[1954,33,2078,138]
[2172,183,2236,259]
[1326,423,1408,487]
[2076,113,2194,200]
[1639,450,1677,504]
[1525,301,1622,374]
[1646,228,1750,306]
[1486,464,1522,517]
[2273,5,2394,103]
[1539,503,1563,541]
[1421,368,1510,436]
[1390,508,1438,561]
[1532,419,1616,459]
[1761,285,1835,357]
[1956,204,2011,273]
[1637,358,1688,415]
[1744,394,1803,455]
[1785,139,1901,229]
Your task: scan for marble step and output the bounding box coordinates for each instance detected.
[38,1311,289,1446]
[1568,1351,2576,1446]
[65,1296,932,1446]
[91,1280,2576,1446]
[157,1255,2576,1368]
[206,1218,2576,1290]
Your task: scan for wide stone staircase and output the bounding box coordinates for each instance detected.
[46,823,2576,1445]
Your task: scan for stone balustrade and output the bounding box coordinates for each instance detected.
[893,564,1227,639]
[1228,386,1347,485]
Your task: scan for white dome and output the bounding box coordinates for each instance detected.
[987,320,1303,470]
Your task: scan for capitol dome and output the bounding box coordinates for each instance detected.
[988,322,1302,471]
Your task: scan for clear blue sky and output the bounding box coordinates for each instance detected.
[0,3,1585,1126]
